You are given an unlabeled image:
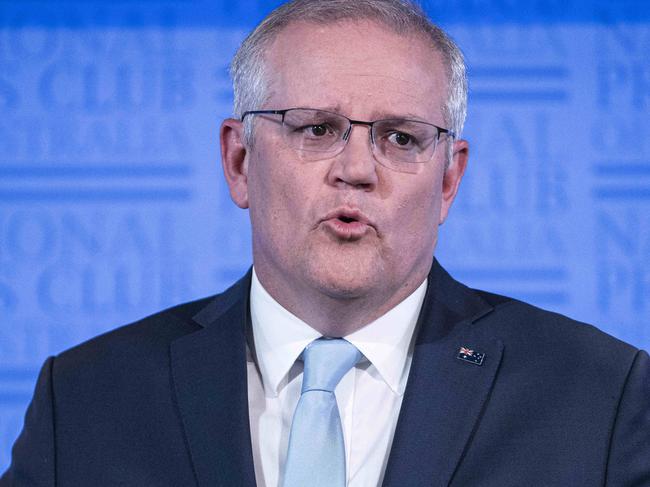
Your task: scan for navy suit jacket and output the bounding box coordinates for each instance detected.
[2,261,650,486]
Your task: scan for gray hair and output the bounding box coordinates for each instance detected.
[230,0,468,157]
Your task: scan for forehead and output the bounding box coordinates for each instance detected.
[263,20,448,122]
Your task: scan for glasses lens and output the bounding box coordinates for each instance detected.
[373,119,439,165]
[281,109,349,157]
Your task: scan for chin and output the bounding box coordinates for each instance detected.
[305,254,385,300]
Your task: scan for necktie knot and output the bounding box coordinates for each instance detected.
[301,338,362,393]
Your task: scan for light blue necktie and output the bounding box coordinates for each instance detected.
[282,338,362,487]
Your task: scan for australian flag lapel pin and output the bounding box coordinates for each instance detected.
[457,346,485,366]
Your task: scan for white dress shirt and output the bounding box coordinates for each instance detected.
[247,269,427,487]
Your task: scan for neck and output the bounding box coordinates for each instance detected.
[253,264,429,336]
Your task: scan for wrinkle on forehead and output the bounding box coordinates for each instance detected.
[344,72,413,82]
[263,20,447,120]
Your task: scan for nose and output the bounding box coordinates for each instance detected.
[326,124,378,190]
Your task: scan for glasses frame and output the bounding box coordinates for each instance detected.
[240,107,456,166]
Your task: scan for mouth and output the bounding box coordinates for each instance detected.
[320,207,375,241]
[338,215,357,224]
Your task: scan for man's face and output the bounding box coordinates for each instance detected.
[222,20,467,318]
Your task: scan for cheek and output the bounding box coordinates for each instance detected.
[247,148,312,233]
[392,176,443,243]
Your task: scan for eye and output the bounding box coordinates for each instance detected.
[308,124,330,137]
[387,131,415,147]
[297,122,338,139]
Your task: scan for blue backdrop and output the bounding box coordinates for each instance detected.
[1,0,649,471]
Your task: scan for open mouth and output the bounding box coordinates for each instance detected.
[338,216,357,224]
[320,207,374,240]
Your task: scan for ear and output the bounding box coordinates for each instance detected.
[439,138,469,225]
[220,118,250,209]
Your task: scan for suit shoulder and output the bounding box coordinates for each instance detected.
[54,296,212,368]
[473,288,640,359]
[55,271,252,365]
[48,270,250,396]
[463,289,647,409]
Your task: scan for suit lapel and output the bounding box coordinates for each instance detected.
[170,272,257,487]
[382,261,504,487]
[169,262,503,486]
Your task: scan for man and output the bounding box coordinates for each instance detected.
[2,0,649,486]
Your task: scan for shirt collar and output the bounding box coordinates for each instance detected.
[250,268,427,397]
[250,269,321,397]
[345,279,426,395]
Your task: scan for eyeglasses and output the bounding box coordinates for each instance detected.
[240,107,455,173]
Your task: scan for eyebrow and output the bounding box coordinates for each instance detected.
[308,105,432,123]
[379,111,430,122]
